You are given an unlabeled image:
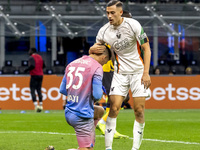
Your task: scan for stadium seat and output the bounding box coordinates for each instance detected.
[54,60,62,66]
[158,60,167,66]
[187,66,200,74]
[2,66,18,74]
[149,65,154,75]
[156,65,170,74]
[46,69,53,74]
[18,66,29,74]
[21,60,28,67]
[171,65,185,74]
[5,60,12,66]
[190,60,197,66]
[51,66,65,74]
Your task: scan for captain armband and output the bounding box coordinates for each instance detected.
[138,33,149,45]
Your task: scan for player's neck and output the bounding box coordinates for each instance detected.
[89,54,96,61]
[89,54,102,65]
[114,17,123,27]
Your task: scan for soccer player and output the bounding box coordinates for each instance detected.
[60,44,111,150]
[91,1,151,150]
[91,10,133,139]
[25,47,46,112]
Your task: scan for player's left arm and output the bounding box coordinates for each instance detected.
[141,41,151,89]
[135,21,151,89]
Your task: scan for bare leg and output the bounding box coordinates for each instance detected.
[94,105,104,126]
[105,95,124,150]
[132,97,146,150]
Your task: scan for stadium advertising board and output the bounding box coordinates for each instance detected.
[0,75,200,109]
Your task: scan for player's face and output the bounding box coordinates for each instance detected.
[106,5,123,26]
[103,56,109,65]
[99,55,109,66]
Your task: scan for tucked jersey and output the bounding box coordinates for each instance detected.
[63,55,103,118]
[30,54,44,76]
[96,17,147,74]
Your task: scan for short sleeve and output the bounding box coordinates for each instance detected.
[133,20,149,45]
[59,73,67,96]
[96,28,103,43]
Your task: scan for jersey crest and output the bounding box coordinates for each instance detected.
[116,31,121,39]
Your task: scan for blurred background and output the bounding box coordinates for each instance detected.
[0,0,199,75]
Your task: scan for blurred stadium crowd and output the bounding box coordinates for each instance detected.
[39,0,200,3]
[40,0,200,3]
[0,0,199,75]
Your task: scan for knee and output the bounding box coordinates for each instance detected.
[134,105,144,119]
[95,106,105,119]
[98,107,105,118]
[110,105,121,117]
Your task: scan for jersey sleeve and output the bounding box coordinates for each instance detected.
[92,67,103,101]
[133,20,149,46]
[59,73,67,96]
[96,26,105,44]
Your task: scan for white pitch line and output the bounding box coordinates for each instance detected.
[0,131,200,145]
[144,138,200,145]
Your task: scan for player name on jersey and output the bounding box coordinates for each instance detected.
[67,94,79,103]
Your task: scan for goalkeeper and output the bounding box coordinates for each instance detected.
[60,44,111,150]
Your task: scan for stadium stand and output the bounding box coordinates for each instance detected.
[171,65,185,74]
[51,66,65,74]
[187,66,200,74]
[2,66,18,74]
[155,65,170,75]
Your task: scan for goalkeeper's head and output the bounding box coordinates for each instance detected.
[90,43,111,66]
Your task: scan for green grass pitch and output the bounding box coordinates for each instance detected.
[0,109,200,150]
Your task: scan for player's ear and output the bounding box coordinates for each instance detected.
[120,10,123,16]
[102,55,106,61]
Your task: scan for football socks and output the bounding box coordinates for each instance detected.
[105,116,116,149]
[132,120,145,150]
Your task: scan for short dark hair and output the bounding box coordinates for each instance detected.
[31,48,37,53]
[106,0,123,8]
[122,10,132,18]
[104,45,112,60]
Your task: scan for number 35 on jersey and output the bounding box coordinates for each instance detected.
[66,66,85,90]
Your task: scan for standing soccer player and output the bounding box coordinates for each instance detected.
[60,44,111,150]
[25,48,45,112]
[92,1,151,150]
[94,10,133,139]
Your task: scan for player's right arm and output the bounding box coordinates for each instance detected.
[24,56,35,72]
[92,67,103,102]
[89,25,107,55]
[89,43,106,55]
[59,73,68,96]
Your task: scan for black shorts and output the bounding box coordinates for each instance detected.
[102,71,114,95]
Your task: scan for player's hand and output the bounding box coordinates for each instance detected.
[141,73,151,89]
[89,43,106,54]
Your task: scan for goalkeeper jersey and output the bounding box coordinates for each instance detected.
[60,55,103,118]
